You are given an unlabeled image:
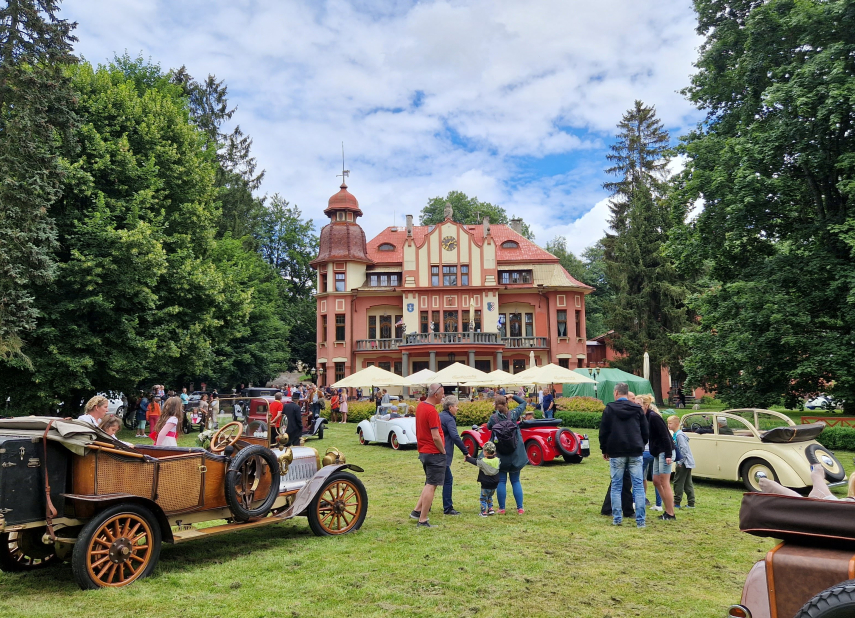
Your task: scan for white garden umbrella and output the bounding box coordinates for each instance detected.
[643,352,650,381]
[513,363,597,386]
[462,369,530,387]
[331,365,409,389]
[402,368,437,387]
[430,362,488,386]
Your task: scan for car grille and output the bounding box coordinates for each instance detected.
[280,456,318,492]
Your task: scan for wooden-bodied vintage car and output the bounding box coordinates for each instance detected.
[0,416,367,589]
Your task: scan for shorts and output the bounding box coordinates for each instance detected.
[652,452,672,476]
[137,418,146,430]
[419,453,446,486]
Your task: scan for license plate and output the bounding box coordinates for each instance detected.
[581,440,589,449]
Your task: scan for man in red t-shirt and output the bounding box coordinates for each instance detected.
[411,382,446,528]
[268,392,284,443]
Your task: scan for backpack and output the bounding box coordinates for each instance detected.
[491,417,518,455]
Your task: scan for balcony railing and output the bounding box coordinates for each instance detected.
[401,332,502,346]
[355,338,402,351]
[501,336,548,349]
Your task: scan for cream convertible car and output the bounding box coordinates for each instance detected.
[679,409,846,492]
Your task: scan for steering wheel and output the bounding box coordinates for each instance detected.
[211,421,243,453]
[690,422,701,432]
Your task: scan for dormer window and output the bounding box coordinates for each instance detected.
[502,240,519,249]
[378,243,395,251]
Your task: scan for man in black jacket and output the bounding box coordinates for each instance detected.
[599,382,649,528]
[439,395,469,516]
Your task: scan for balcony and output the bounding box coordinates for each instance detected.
[501,336,548,349]
[355,338,402,351]
[401,332,502,346]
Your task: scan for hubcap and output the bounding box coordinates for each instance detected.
[821,455,834,467]
[753,470,767,482]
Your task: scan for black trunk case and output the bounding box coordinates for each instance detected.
[0,436,69,526]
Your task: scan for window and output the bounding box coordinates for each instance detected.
[412,361,429,373]
[509,313,522,337]
[525,313,533,337]
[502,360,510,373]
[335,273,345,292]
[367,273,401,287]
[335,314,346,341]
[475,360,491,373]
[558,358,570,369]
[380,274,388,286]
[443,310,458,332]
[577,358,584,368]
[393,361,402,376]
[420,311,429,333]
[369,274,378,286]
[368,316,376,339]
[443,265,457,286]
[575,310,582,338]
[432,311,440,332]
[498,313,507,338]
[475,309,481,332]
[461,265,469,286]
[322,315,328,342]
[390,274,399,286]
[395,315,404,338]
[513,359,526,373]
[320,273,328,292]
[335,362,345,382]
[431,265,439,287]
[499,270,532,285]
[379,315,392,339]
[378,361,391,372]
[557,310,567,337]
[378,243,395,251]
[347,212,353,221]
[502,240,519,249]
[336,212,345,221]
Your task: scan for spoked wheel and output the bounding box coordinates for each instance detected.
[525,440,544,466]
[72,504,161,589]
[0,529,58,572]
[358,429,369,445]
[307,472,368,536]
[462,435,479,459]
[741,458,778,492]
[224,444,280,522]
[389,433,401,450]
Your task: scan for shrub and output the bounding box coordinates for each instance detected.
[554,397,605,413]
[555,411,602,429]
[456,400,495,426]
[700,395,716,405]
[816,426,855,451]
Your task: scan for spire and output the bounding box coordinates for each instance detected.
[336,142,349,188]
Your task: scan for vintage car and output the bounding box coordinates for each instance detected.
[356,408,417,449]
[182,391,215,433]
[0,416,366,589]
[231,387,281,420]
[729,492,855,617]
[235,396,326,441]
[679,409,846,492]
[460,418,590,466]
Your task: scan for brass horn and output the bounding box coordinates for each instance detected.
[322,447,346,466]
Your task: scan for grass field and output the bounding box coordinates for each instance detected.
[2,420,853,618]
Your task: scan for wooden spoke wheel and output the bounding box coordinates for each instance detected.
[72,504,161,590]
[0,529,58,572]
[211,421,243,453]
[307,472,368,536]
[224,444,280,521]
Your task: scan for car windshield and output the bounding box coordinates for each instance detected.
[681,414,714,434]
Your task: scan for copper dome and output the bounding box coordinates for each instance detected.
[311,222,372,266]
[323,182,363,218]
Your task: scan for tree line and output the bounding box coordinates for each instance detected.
[0,2,317,413]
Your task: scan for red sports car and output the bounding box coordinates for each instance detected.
[460,419,590,466]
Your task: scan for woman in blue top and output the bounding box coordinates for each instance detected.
[487,394,528,514]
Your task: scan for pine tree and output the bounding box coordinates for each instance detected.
[602,101,687,404]
[0,0,77,363]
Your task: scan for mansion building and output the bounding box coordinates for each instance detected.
[311,182,593,386]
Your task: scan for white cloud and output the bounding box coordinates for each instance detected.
[62,0,704,245]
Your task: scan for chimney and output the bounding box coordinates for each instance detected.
[406,214,413,237]
[483,216,490,238]
[509,218,522,234]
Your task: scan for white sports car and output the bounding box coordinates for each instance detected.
[356,410,417,450]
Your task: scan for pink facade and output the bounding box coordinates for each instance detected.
[312,184,593,386]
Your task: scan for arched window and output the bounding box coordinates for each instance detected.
[501,240,519,249]
[378,243,395,251]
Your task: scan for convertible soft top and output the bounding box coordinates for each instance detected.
[0,416,130,456]
[760,422,825,444]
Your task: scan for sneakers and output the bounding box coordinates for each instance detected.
[416,521,435,528]
[685,505,695,509]
[657,513,677,521]
[487,509,496,516]
[517,508,525,515]
[444,509,461,516]
[409,510,421,520]
[497,509,506,515]
[651,505,663,512]
[637,523,647,529]
[479,511,489,518]
[612,520,622,526]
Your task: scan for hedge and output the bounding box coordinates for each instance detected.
[555,411,602,429]
[816,426,855,451]
[554,397,605,413]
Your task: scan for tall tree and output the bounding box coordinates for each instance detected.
[602,101,687,404]
[0,0,77,363]
[420,190,534,240]
[673,0,855,410]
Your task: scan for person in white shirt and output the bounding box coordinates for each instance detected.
[537,388,544,411]
[78,395,109,427]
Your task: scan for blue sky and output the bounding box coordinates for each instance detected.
[62,0,704,255]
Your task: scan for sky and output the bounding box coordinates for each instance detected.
[62,0,705,256]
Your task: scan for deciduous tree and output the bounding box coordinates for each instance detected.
[420,190,534,240]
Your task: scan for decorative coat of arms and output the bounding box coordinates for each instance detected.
[487,302,495,311]
[407,303,414,312]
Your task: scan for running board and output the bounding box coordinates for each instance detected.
[172,510,297,543]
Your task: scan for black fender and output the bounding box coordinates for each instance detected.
[61,493,174,543]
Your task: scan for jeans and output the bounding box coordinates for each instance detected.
[480,488,495,513]
[543,408,554,419]
[609,456,646,526]
[642,451,662,506]
[496,470,523,510]
[442,466,454,512]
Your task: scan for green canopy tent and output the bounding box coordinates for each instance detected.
[562,368,654,404]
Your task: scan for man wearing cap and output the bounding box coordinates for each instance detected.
[411,383,446,528]
[439,395,469,516]
[281,392,303,447]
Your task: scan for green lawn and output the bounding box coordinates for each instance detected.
[2,421,853,618]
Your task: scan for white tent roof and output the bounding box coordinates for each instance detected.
[463,369,531,387]
[430,362,488,385]
[332,365,409,389]
[512,363,597,386]
[402,368,437,386]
